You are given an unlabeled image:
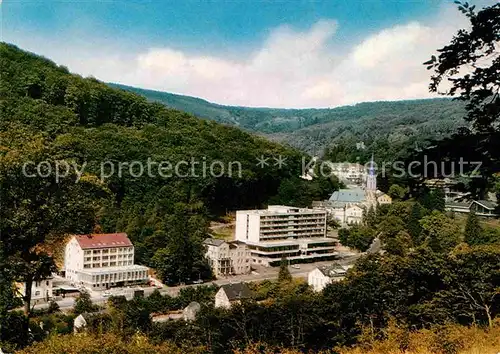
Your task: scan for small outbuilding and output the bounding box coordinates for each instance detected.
[215,283,252,309]
[73,311,105,333]
[183,301,201,321]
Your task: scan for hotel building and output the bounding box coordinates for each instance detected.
[64,233,149,289]
[235,205,337,266]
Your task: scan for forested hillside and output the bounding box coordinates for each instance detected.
[277,99,467,160]
[112,83,467,158]
[0,43,338,272]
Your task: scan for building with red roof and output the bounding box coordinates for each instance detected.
[64,233,148,290]
[74,233,132,249]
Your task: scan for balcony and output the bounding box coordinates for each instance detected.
[250,249,301,256]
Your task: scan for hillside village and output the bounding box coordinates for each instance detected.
[2,2,500,353]
[16,155,499,314]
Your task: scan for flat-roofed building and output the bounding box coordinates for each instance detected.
[64,233,149,290]
[235,205,337,266]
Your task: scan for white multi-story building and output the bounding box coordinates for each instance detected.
[235,205,337,266]
[64,233,149,290]
[203,238,251,277]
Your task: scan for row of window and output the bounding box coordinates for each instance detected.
[261,214,325,221]
[261,231,326,239]
[261,218,325,224]
[249,245,299,252]
[261,226,326,233]
[90,270,147,282]
[84,254,133,262]
[83,260,133,268]
[91,280,144,288]
[84,247,133,255]
[216,265,250,275]
[34,281,51,287]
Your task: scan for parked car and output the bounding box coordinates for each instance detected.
[192,279,203,284]
[102,291,112,297]
[291,264,300,269]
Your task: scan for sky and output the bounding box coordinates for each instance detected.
[1,0,496,108]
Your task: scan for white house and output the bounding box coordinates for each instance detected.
[203,238,251,277]
[73,311,106,333]
[215,283,252,309]
[376,191,392,205]
[235,205,337,266]
[308,264,352,292]
[64,233,149,290]
[18,277,53,304]
[345,205,364,225]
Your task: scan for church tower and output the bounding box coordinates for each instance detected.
[366,154,377,192]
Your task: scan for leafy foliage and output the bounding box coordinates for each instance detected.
[278,257,292,283]
[425,2,500,132]
[464,211,483,245]
[74,290,98,315]
[410,2,500,194]
[18,332,201,354]
[26,245,497,353]
[337,225,376,252]
[407,202,424,243]
[420,211,462,253]
[0,127,108,315]
[387,184,408,201]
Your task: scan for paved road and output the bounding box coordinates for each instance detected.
[32,254,361,311]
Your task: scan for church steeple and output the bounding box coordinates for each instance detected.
[366,154,377,191]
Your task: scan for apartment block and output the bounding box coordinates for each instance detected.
[203,238,251,277]
[235,205,337,266]
[64,233,149,289]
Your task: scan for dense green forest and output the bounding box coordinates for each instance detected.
[282,99,467,160]
[112,83,468,159]
[0,42,339,299]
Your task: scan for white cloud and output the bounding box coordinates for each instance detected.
[8,4,475,108]
[351,22,427,69]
